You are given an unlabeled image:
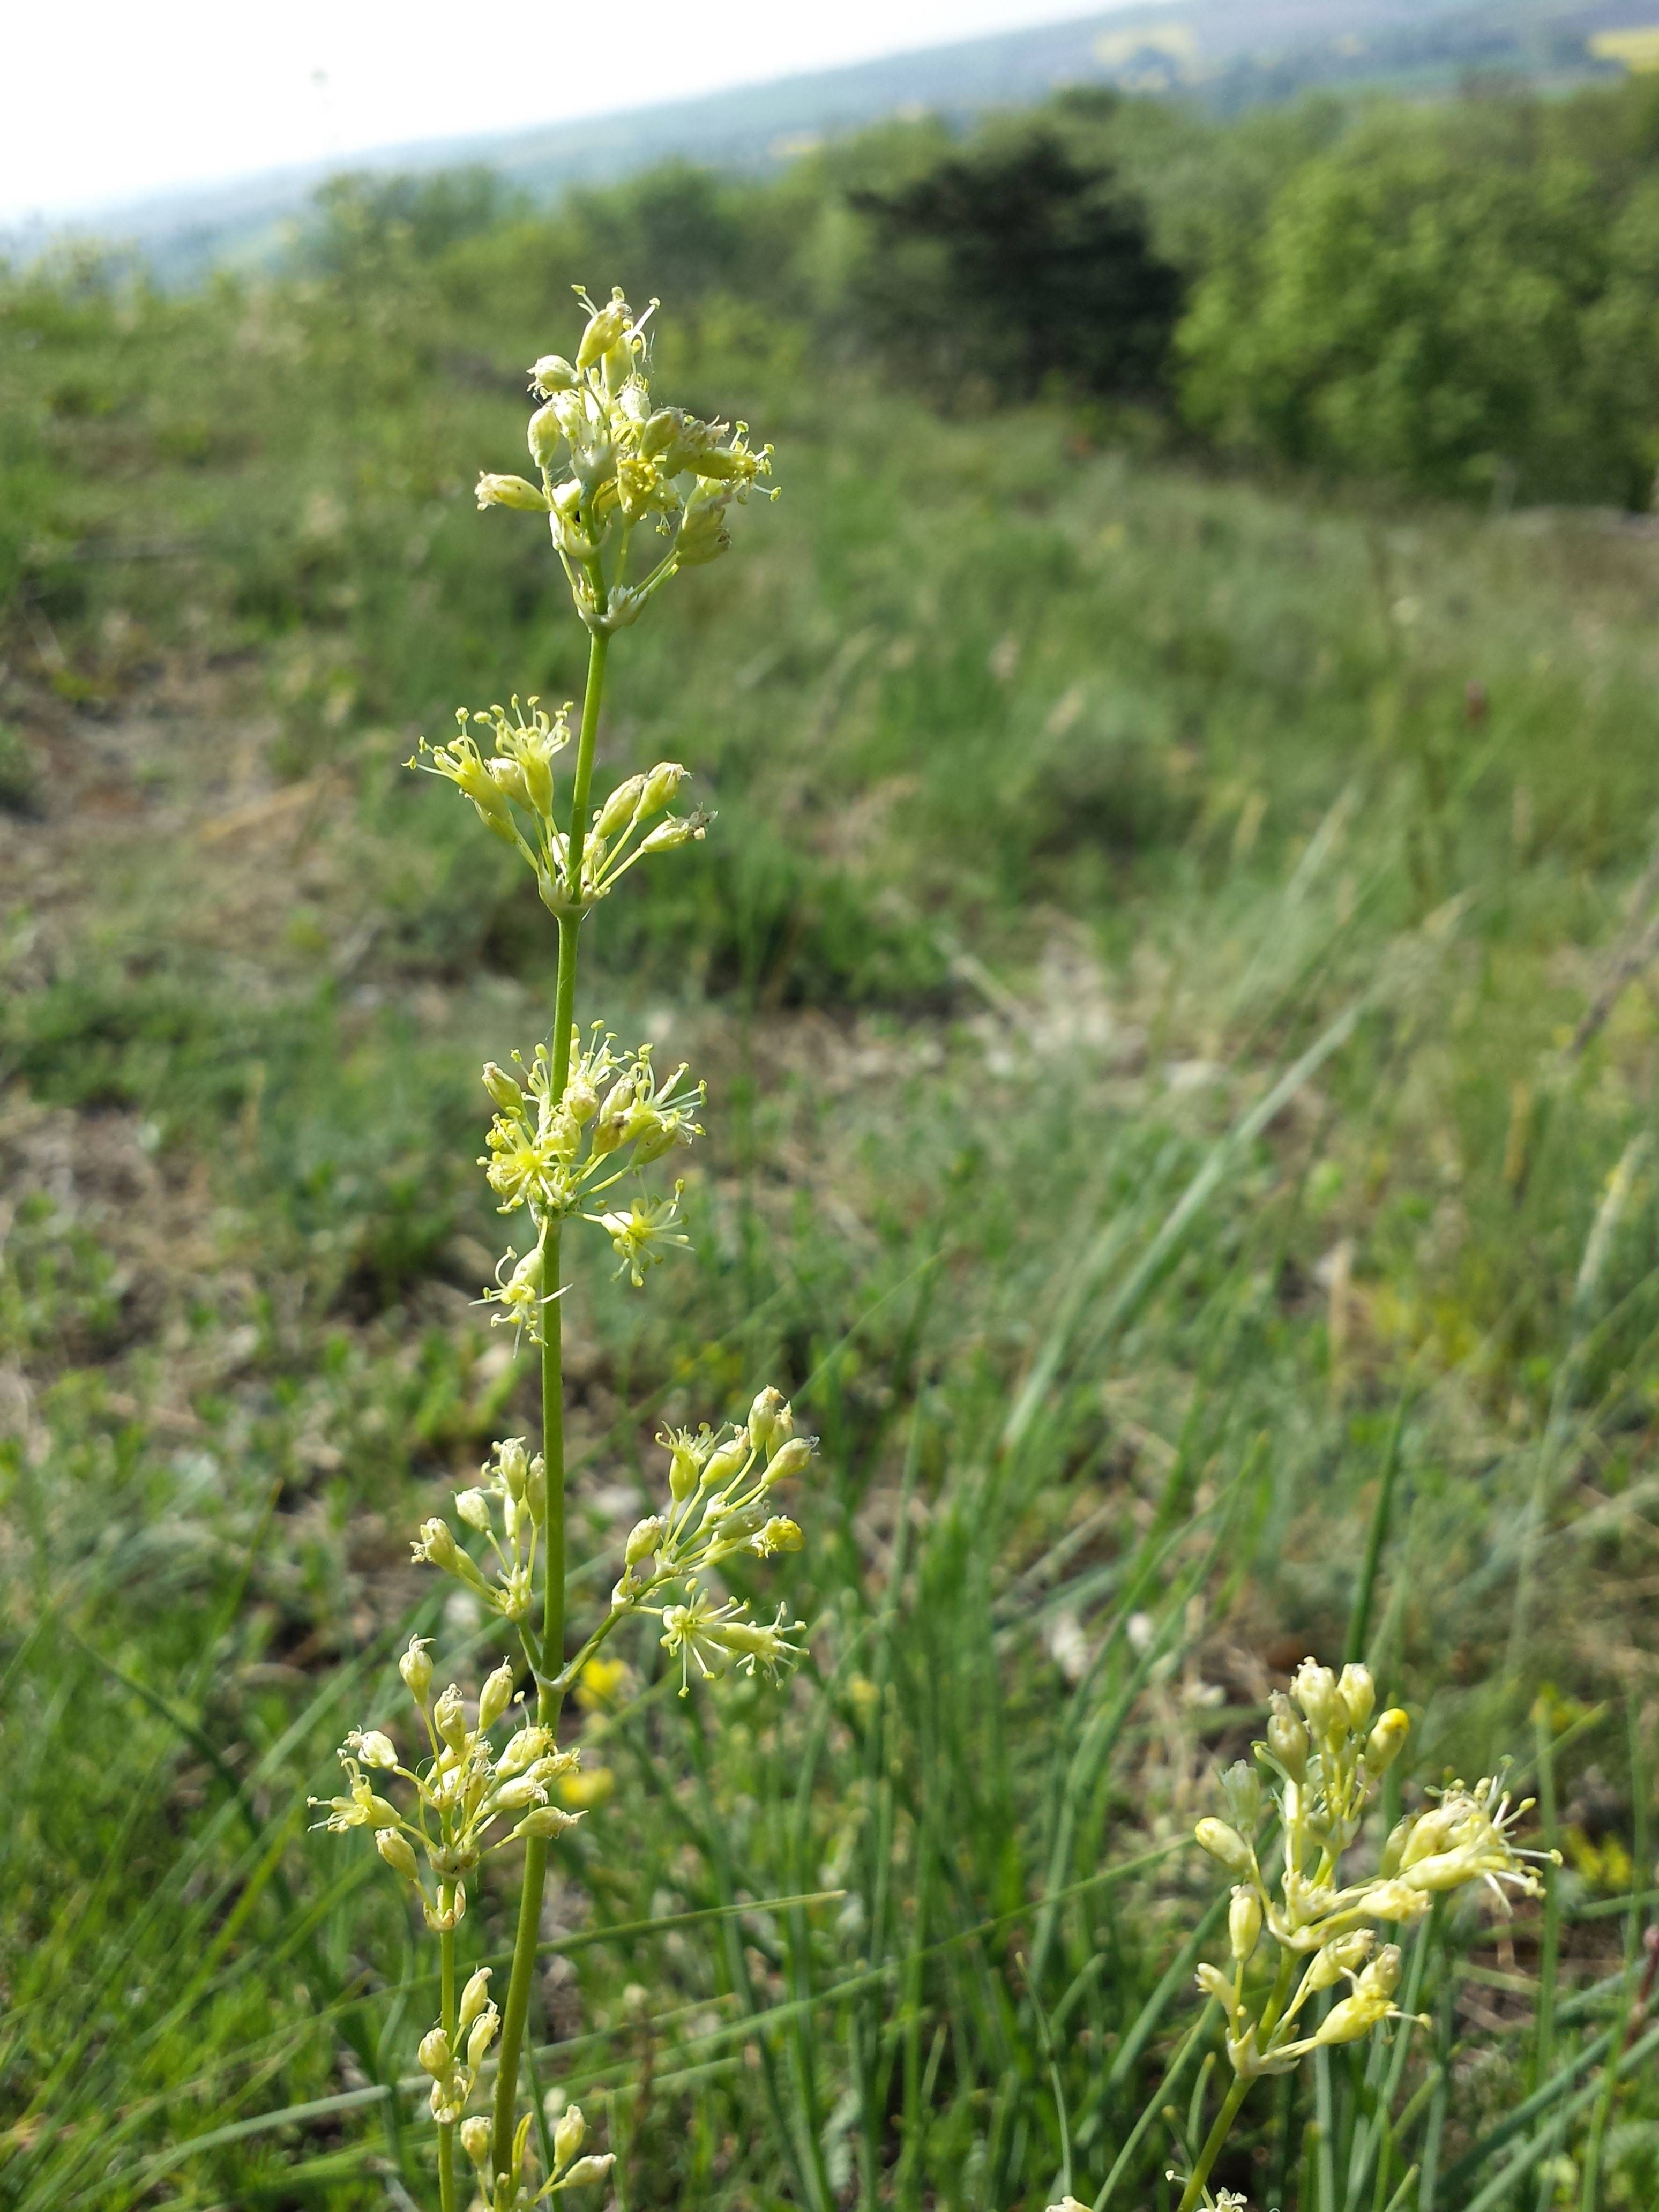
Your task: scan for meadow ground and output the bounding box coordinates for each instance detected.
[5,270,1659,2208]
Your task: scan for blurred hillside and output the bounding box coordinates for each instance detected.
[13,0,1659,282]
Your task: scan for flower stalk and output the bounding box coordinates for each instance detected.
[318,283,798,2212]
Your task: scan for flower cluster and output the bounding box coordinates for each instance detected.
[475,1027,703,1335]
[411,1437,545,1626]
[1192,1659,1555,2081]
[412,695,708,917]
[475,285,775,637]
[459,2100,614,2211]
[309,1637,581,1934]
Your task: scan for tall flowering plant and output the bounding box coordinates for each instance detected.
[312,287,809,2212]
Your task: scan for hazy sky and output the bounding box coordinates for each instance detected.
[5,0,1129,227]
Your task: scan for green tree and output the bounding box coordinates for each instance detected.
[1177,106,1658,504]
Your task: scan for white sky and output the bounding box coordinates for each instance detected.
[4,0,1124,227]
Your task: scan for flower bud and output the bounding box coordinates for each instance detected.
[483,1062,525,1112]
[765,1436,814,1484]
[476,472,551,513]
[495,1435,528,1497]
[1339,1663,1376,1732]
[496,1723,552,1777]
[459,2114,491,2166]
[478,1661,516,1733]
[417,2026,452,2077]
[704,1436,750,1488]
[638,816,702,854]
[1195,1961,1232,2004]
[414,1518,460,1572]
[376,1828,420,1882]
[529,354,578,395]
[1220,1760,1264,1834]
[528,403,564,472]
[512,1805,580,1841]
[577,294,631,370]
[625,1515,664,1567]
[454,1488,492,1534]
[560,2154,616,2189]
[458,1966,493,2034]
[1291,1660,1342,1738]
[1366,1708,1409,1775]
[1306,1929,1374,1991]
[524,1452,547,1525]
[640,761,689,814]
[466,2005,499,2069]
[748,1386,792,1456]
[593,774,646,838]
[1195,1818,1254,1877]
[1378,1815,1413,1879]
[434,1683,469,1754]
[667,1440,700,1501]
[1228,1885,1262,1962]
[400,1636,434,1705]
[554,2102,587,2167]
[354,1730,398,1769]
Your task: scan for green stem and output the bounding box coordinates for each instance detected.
[1177,2075,1251,2212]
[439,1910,458,2212]
[490,617,609,2181]
[1175,1949,1296,2212]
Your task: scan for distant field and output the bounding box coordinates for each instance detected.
[5,177,1659,2208]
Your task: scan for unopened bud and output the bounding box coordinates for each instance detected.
[478,1661,515,1732]
[512,1805,580,1840]
[417,2026,452,2076]
[638,815,703,854]
[496,1436,529,1498]
[1306,1929,1374,1991]
[594,774,646,837]
[565,1079,599,1125]
[434,1683,468,1753]
[1195,1818,1254,1878]
[560,2154,616,2189]
[1339,1663,1376,1732]
[376,1828,420,1882]
[454,1488,492,1533]
[765,1436,814,1484]
[666,1436,700,1499]
[748,1386,792,1456]
[476,472,551,513]
[1291,1660,1342,1738]
[524,1452,547,1524]
[704,1436,750,1488]
[414,1518,460,1572]
[458,1966,492,2034]
[482,1062,525,1112]
[400,1636,434,1705]
[639,761,689,814]
[625,1515,664,1567]
[529,354,578,395]
[460,2115,491,2166]
[1379,1814,1414,1880]
[528,403,564,472]
[576,293,631,370]
[1228,1886,1262,1962]
[554,2103,587,2167]
[355,1730,398,1769]
[466,2005,499,2069]
[1366,1708,1409,1775]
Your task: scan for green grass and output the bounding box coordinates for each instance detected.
[4,241,1659,2210]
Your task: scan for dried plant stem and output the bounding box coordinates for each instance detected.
[490,622,609,2177]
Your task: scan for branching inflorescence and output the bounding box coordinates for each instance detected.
[1162,1659,1557,2212]
[314,286,802,2212]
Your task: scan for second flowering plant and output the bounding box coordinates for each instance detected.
[312,285,803,2212]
